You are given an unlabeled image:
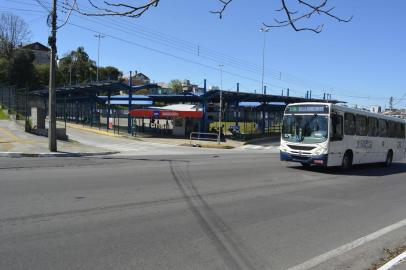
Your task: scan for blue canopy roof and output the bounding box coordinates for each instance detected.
[98,95,151,100]
[239,101,286,107]
[106,100,152,105]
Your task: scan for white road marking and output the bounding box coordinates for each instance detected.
[378,251,406,270]
[286,218,406,270]
[240,145,280,152]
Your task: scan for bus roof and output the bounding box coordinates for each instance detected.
[286,102,406,123]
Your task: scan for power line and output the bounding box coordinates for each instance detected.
[30,0,400,101]
[0,6,44,13]
[63,20,289,92]
[38,0,284,78]
[393,92,406,106]
[33,0,50,12]
[12,0,405,103]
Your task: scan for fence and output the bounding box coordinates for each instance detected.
[0,85,29,121]
[190,132,219,145]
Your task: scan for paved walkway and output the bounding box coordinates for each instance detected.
[64,122,280,155]
[65,123,229,156]
[0,120,112,156]
[0,119,280,156]
[64,122,244,148]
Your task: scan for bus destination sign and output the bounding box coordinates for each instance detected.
[287,105,329,114]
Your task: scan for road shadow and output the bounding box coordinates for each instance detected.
[244,136,280,146]
[290,162,406,177]
[168,160,269,270]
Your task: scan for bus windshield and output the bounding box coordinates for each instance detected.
[282,114,328,143]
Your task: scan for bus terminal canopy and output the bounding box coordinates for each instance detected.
[129,104,203,119]
[30,81,343,104]
[129,109,203,119]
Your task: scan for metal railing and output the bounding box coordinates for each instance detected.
[190,132,219,145]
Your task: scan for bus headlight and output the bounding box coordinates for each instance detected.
[315,146,327,155]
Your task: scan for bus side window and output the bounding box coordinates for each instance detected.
[356,115,368,136]
[378,119,387,137]
[388,121,396,138]
[344,113,355,136]
[368,117,378,137]
[331,114,343,141]
[395,122,403,139]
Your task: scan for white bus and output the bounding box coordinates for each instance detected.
[280,102,406,169]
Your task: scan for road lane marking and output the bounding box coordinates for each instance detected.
[286,218,406,270]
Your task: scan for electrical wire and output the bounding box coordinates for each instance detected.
[6,0,404,103]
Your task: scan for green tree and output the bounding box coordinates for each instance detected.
[168,79,183,93]
[58,47,96,84]
[34,64,49,86]
[0,57,8,83]
[98,66,122,81]
[8,50,36,87]
[31,63,64,88]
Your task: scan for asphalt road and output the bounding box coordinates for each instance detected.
[1,153,406,270]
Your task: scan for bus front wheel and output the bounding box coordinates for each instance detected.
[341,151,352,171]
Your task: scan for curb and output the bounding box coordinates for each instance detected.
[0,151,119,158]
[378,251,406,270]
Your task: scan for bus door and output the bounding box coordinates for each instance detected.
[355,115,369,163]
[367,117,379,163]
[377,119,388,161]
[329,113,344,166]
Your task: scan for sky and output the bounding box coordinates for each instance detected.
[2,0,406,109]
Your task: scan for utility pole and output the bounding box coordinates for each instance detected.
[95,34,105,82]
[260,27,270,95]
[389,96,394,111]
[69,63,72,85]
[128,71,133,134]
[217,64,224,145]
[48,0,57,151]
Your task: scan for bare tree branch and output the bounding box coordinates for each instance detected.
[69,0,352,33]
[74,0,160,18]
[210,0,233,19]
[211,0,352,33]
[0,12,31,59]
[264,0,353,33]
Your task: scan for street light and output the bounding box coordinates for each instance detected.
[94,34,105,82]
[217,64,224,145]
[260,26,270,95]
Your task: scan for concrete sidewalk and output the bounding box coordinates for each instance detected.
[0,120,116,157]
[64,122,246,148]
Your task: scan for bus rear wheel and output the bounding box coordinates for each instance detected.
[341,151,352,171]
[384,150,393,167]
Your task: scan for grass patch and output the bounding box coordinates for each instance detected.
[209,121,282,135]
[209,121,257,134]
[0,110,8,120]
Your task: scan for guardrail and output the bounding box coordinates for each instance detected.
[189,132,219,145]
